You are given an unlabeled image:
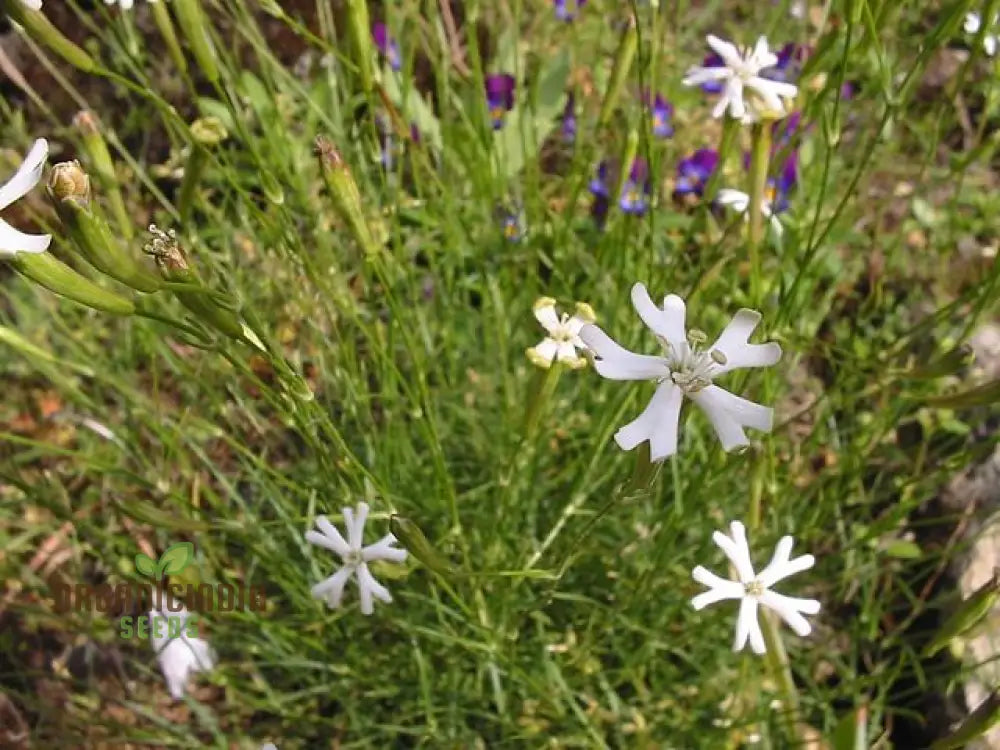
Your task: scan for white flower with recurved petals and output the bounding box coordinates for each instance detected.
[691,521,820,654]
[0,138,51,257]
[149,606,216,699]
[307,502,408,615]
[683,35,798,121]
[526,297,595,369]
[579,283,780,461]
[717,188,783,236]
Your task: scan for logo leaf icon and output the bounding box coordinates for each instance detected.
[135,553,156,578]
[156,542,194,578]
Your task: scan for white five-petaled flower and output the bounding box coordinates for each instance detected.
[691,521,821,654]
[527,297,596,369]
[149,606,216,699]
[717,188,784,237]
[306,502,407,615]
[579,283,781,461]
[682,35,799,121]
[965,12,999,56]
[0,138,51,257]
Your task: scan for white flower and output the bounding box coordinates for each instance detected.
[682,35,799,120]
[691,521,820,654]
[527,297,595,369]
[103,0,159,9]
[965,12,999,56]
[0,138,51,257]
[306,502,407,615]
[19,0,43,10]
[717,188,784,237]
[149,606,215,699]
[579,283,780,461]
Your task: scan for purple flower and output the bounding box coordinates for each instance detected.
[486,74,517,130]
[769,152,797,213]
[372,22,401,72]
[771,111,802,149]
[589,161,612,227]
[554,0,587,21]
[619,159,650,215]
[562,94,577,143]
[674,149,718,197]
[501,213,525,242]
[651,94,674,138]
[698,53,726,93]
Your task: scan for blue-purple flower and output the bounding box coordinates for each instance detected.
[554,0,587,21]
[619,159,650,215]
[763,42,804,83]
[674,149,718,198]
[562,94,577,143]
[372,22,401,72]
[651,94,674,138]
[589,161,612,227]
[501,211,525,242]
[698,53,725,93]
[486,74,517,130]
[769,152,797,213]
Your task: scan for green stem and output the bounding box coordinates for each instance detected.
[761,610,802,742]
[178,146,208,224]
[747,122,772,306]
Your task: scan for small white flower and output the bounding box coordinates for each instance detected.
[0,138,51,257]
[149,606,215,699]
[306,502,407,615]
[682,35,799,120]
[965,12,999,56]
[691,521,820,654]
[717,188,784,237]
[579,283,781,461]
[527,297,596,369]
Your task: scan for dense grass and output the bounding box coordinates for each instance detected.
[1,0,999,747]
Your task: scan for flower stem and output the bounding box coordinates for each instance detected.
[747,122,772,306]
[761,610,802,742]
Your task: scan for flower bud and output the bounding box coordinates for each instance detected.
[315,135,381,255]
[48,163,161,293]
[149,0,189,78]
[48,160,91,203]
[73,110,133,239]
[0,0,96,72]
[170,0,219,83]
[388,515,455,577]
[922,568,1000,658]
[10,253,134,315]
[190,117,228,147]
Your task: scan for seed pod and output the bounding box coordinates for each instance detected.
[10,253,135,315]
[922,568,1000,658]
[1,0,96,72]
[388,515,455,577]
[315,136,380,256]
[73,111,133,240]
[48,162,161,293]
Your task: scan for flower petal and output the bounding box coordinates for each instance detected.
[691,565,744,609]
[711,521,756,583]
[716,189,750,213]
[556,340,582,366]
[307,516,351,557]
[0,218,51,257]
[311,566,353,608]
[533,300,560,332]
[362,533,408,563]
[733,596,758,652]
[705,34,742,68]
[725,78,746,120]
[356,563,392,615]
[965,12,982,33]
[0,138,47,211]
[630,283,687,348]
[985,34,998,56]
[682,67,730,86]
[20,0,43,9]
[709,308,782,375]
[689,384,773,451]
[759,551,816,588]
[752,36,776,67]
[529,338,559,366]
[579,324,668,381]
[760,590,820,636]
[614,381,683,461]
[344,502,369,549]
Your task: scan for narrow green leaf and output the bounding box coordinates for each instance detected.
[927,379,1000,408]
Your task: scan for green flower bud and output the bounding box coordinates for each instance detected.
[388,515,455,577]
[10,253,134,315]
[190,117,229,147]
[922,568,1000,658]
[48,163,161,293]
[315,135,381,256]
[170,0,219,83]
